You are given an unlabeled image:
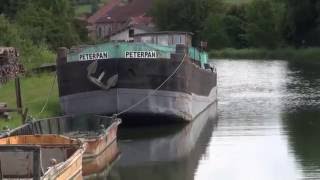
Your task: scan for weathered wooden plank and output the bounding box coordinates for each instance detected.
[33,147,41,180]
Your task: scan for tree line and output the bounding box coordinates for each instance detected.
[151,0,320,49]
[1,0,319,68]
[0,0,88,68]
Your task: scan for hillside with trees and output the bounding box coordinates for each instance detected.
[0,0,89,69]
[151,0,320,49]
[0,0,319,68]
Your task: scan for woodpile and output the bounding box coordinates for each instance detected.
[0,47,24,85]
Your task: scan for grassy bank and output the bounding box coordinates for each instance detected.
[74,0,109,16]
[209,48,320,63]
[0,73,60,129]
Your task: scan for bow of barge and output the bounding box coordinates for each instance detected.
[56,31,217,122]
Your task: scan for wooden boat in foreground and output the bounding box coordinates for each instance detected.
[83,140,120,179]
[2,114,121,159]
[0,135,85,180]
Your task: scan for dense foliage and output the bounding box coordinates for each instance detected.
[1,0,319,69]
[0,0,88,69]
[151,0,320,49]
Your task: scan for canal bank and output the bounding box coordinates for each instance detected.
[209,48,320,63]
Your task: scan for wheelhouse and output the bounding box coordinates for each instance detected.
[134,31,193,47]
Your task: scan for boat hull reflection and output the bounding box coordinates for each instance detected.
[107,102,218,180]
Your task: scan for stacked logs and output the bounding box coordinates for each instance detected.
[0,47,24,84]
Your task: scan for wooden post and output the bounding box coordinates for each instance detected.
[33,147,41,180]
[0,160,3,180]
[15,77,25,123]
[15,77,22,110]
[57,47,68,66]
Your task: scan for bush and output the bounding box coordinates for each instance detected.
[0,15,55,70]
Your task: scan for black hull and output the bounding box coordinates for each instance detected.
[57,57,217,122]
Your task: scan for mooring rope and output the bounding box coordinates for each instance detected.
[114,54,187,117]
[36,72,57,118]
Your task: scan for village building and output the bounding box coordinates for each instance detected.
[87,0,155,41]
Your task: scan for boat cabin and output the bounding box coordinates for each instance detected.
[134,31,193,47]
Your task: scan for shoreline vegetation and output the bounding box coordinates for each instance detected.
[209,48,320,63]
[0,73,60,129]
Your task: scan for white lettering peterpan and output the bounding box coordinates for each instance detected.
[79,52,108,61]
[125,51,157,58]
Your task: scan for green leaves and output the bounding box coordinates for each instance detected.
[0,15,55,70]
[15,0,81,49]
[244,0,286,49]
[151,0,225,45]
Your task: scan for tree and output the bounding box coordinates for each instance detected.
[201,14,230,49]
[244,0,286,49]
[151,0,225,45]
[223,4,248,48]
[0,0,28,19]
[0,15,55,69]
[91,0,99,14]
[284,0,320,46]
[15,0,81,49]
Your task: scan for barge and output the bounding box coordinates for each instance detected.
[56,31,217,122]
[0,135,85,179]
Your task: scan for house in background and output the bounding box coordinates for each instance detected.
[87,0,155,41]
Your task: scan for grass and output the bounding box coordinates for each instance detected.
[223,0,252,4]
[0,73,60,129]
[75,4,92,16]
[74,0,110,16]
[209,47,320,63]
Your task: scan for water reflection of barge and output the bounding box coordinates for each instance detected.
[107,102,218,180]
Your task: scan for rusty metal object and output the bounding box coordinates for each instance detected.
[0,47,24,85]
[0,135,85,180]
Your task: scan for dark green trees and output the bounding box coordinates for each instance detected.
[284,0,320,46]
[151,0,320,49]
[245,0,286,48]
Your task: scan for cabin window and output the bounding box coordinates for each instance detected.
[98,27,102,38]
[157,35,169,46]
[152,36,157,43]
[180,35,186,45]
[174,35,182,45]
[141,36,152,43]
[129,29,134,37]
[106,27,111,36]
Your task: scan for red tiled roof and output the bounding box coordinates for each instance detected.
[87,0,121,24]
[95,0,154,24]
[130,16,153,25]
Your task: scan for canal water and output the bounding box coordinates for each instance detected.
[100,60,320,180]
